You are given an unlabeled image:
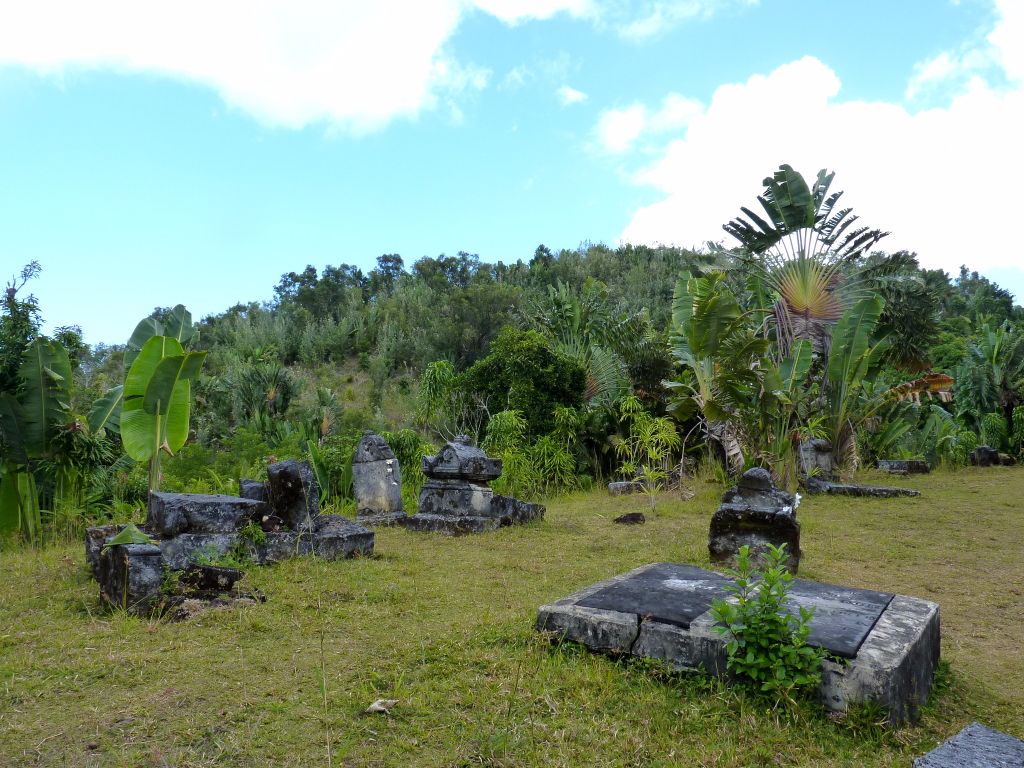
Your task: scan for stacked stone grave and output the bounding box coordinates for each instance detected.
[403,435,545,535]
[708,467,801,573]
[86,459,373,616]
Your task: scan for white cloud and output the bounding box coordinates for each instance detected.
[597,104,648,152]
[0,0,581,132]
[592,0,759,41]
[595,92,703,152]
[557,85,588,105]
[619,37,1024,280]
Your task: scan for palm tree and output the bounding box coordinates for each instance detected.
[720,165,889,359]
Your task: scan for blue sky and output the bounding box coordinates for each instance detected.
[1,0,1022,344]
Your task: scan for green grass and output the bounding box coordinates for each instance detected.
[2,467,1023,766]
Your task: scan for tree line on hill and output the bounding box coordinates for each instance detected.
[3,165,1024,545]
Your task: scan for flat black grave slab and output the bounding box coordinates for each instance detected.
[574,564,893,658]
[914,722,1024,767]
[789,579,894,659]
[578,563,732,629]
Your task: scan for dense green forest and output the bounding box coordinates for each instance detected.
[2,166,1023,545]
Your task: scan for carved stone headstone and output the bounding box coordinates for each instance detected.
[797,438,834,479]
[352,431,406,525]
[266,459,320,530]
[709,467,801,572]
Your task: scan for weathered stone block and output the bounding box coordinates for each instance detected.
[84,524,125,579]
[970,445,1000,467]
[709,468,801,572]
[239,479,269,503]
[492,495,545,527]
[307,515,375,560]
[352,431,405,520]
[147,492,269,536]
[878,459,930,474]
[266,459,321,529]
[805,478,921,498]
[401,513,500,536]
[913,722,1024,767]
[98,543,164,616]
[418,478,495,518]
[797,438,834,479]
[608,481,644,496]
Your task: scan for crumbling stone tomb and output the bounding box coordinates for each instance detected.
[86,459,373,615]
[537,563,940,724]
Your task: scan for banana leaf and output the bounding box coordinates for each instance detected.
[18,338,72,456]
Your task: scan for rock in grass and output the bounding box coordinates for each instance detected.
[614,512,646,525]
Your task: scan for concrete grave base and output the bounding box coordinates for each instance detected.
[913,722,1024,767]
[536,562,940,724]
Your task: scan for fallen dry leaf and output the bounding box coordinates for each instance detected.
[365,699,399,714]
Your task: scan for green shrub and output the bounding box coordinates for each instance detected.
[710,544,825,705]
[1013,406,1024,456]
[980,412,1008,450]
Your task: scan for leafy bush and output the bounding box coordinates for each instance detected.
[980,412,1008,450]
[1013,406,1024,456]
[459,328,585,438]
[710,544,825,705]
[382,428,435,501]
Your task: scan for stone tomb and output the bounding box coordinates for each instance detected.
[404,435,545,535]
[914,722,1024,767]
[536,562,940,724]
[86,459,374,615]
[351,431,407,526]
[709,467,801,573]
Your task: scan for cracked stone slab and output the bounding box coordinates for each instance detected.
[537,562,939,724]
[914,722,1024,767]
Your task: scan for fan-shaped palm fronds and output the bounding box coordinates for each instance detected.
[720,165,889,358]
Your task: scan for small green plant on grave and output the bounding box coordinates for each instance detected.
[160,566,181,596]
[239,520,267,547]
[710,544,825,706]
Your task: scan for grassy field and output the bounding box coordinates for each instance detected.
[2,467,1022,767]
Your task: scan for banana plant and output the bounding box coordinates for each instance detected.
[88,304,200,438]
[120,335,206,492]
[825,297,891,470]
[667,271,768,471]
[0,338,72,541]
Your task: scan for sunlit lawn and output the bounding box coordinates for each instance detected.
[1,466,1022,767]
